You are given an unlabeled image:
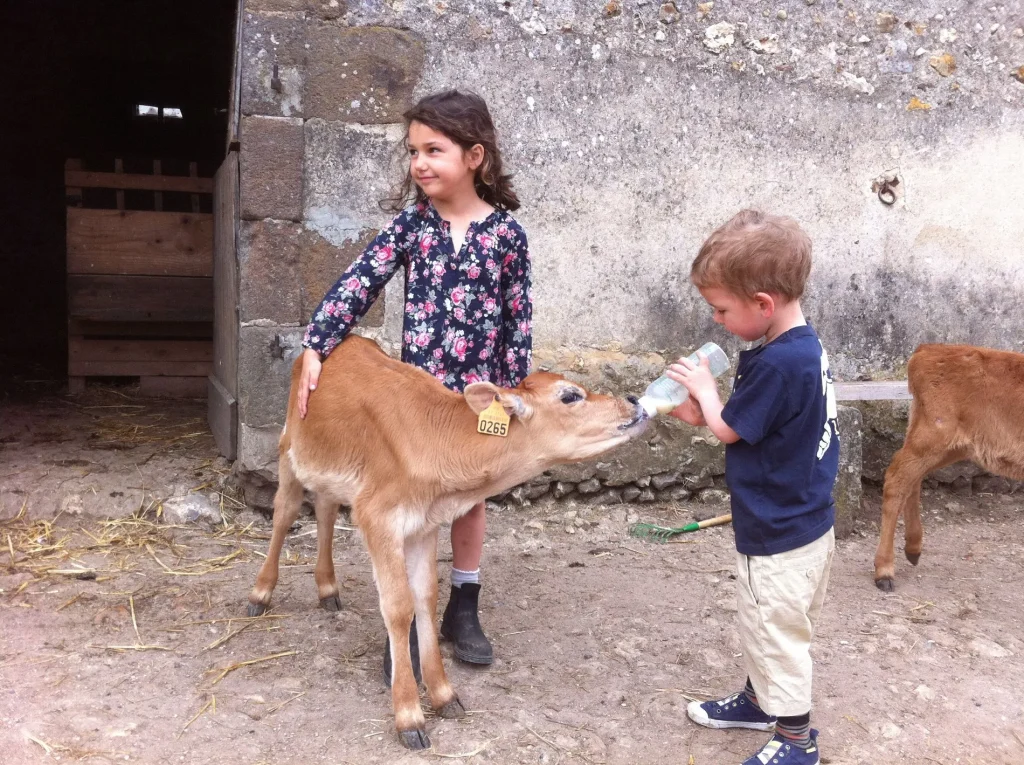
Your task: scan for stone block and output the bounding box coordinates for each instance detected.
[246,0,345,17]
[668,487,693,502]
[523,482,551,500]
[577,479,602,495]
[239,220,302,324]
[240,14,309,118]
[550,418,726,490]
[552,482,575,499]
[590,490,623,506]
[855,400,910,483]
[304,26,424,123]
[304,119,407,238]
[298,228,384,326]
[698,488,731,504]
[238,423,284,474]
[547,463,597,483]
[240,116,304,221]
[238,221,384,327]
[621,486,642,502]
[834,405,862,539]
[238,326,305,430]
[651,472,677,491]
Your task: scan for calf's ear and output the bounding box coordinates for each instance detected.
[497,391,532,420]
[464,383,533,421]
[464,382,502,414]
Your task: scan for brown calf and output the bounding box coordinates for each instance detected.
[247,336,648,748]
[874,344,1024,591]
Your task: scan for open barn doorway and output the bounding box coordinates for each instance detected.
[0,1,237,408]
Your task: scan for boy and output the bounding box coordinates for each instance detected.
[667,210,839,765]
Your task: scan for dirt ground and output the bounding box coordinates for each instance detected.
[2,388,1024,765]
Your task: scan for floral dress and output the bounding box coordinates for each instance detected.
[302,201,532,392]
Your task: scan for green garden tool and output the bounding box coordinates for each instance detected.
[629,513,733,542]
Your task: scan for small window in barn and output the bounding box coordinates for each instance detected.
[135,104,159,117]
[163,107,184,119]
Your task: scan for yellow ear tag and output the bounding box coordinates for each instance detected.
[477,398,510,437]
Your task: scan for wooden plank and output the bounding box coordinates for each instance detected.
[211,151,240,459]
[227,0,243,152]
[153,160,163,212]
[69,338,212,363]
[835,381,911,401]
[69,319,212,339]
[114,158,125,211]
[140,376,209,398]
[208,375,238,459]
[65,159,83,208]
[69,360,212,377]
[68,275,213,323]
[64,169,214,194]
[212,151,239,397]
[67,208,214,277]
[190,162,201,213]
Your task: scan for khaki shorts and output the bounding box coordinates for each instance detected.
[736,528,835,717]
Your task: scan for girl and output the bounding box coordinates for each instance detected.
[298,90,532,682]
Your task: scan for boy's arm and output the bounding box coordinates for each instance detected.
[666,356,741,444]
[302,211,412,358]
[499,224,532,386]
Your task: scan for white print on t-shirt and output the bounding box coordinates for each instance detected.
[817,343,839,460]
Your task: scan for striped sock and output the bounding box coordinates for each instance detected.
[776,713,812,750]
[451,567,480,588]
[743,677,762,710]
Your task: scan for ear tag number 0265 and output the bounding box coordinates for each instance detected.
[477,398,510,438]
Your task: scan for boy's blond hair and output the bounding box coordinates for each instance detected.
[691,210,812,300]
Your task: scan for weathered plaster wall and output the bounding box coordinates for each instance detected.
[234,0,1024,515]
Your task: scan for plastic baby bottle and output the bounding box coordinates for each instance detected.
[638,342,731,417]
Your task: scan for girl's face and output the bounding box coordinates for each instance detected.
[699,285,774,342]
[407,121,484,203]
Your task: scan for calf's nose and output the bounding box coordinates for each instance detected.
[626,395,639,406]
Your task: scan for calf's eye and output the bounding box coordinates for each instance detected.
[560,390,583,405]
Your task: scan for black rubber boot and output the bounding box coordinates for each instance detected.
[439,583,493,665]
[382,617,421,687]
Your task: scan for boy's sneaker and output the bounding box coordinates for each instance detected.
[741,729,820,765]
[686,692,777,731]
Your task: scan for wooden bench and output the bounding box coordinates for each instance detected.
[835,380,911,402]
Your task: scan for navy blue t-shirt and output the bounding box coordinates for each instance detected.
[721,325,839,556]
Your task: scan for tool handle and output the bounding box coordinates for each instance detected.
[696,514,733,530]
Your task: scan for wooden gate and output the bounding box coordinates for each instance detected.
[65,158,215,395]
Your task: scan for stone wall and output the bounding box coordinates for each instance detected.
[233,1,1024,517]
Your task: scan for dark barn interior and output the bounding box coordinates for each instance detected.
[0,1,236,393]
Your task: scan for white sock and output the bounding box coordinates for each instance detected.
[451,567,480,588]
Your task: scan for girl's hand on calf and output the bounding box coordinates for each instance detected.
[298,348,323,419]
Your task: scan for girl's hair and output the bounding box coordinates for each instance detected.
[385,90,520,212]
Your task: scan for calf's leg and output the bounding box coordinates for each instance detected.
[362,517,429,749]
[875,414,962,591]
[248,456,304,615]
[313,496,342,611]
[405,529,464,719]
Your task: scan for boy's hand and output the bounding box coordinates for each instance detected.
[298,348,323,419]
[669,396,707,426]
[666,352,718,405]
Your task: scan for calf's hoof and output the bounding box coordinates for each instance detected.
[874,576,895,593]
[320,594,342,612]
[438,697,466,719]
[905,551,921,566]
[398,728,430,750]
[247,602,268,617]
